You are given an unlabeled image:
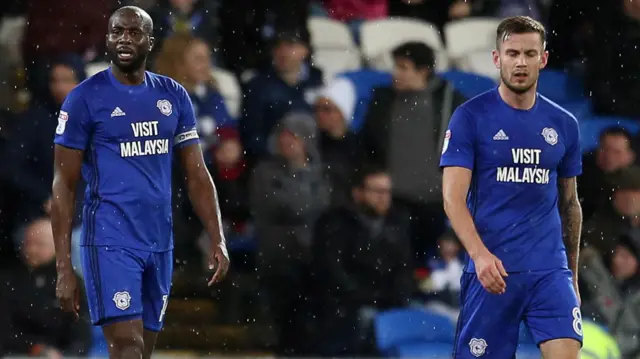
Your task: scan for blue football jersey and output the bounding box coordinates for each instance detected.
[54,68,200,252]
[440,88,582,272]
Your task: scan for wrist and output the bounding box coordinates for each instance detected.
[468,244,489,261]
[56,258,73,272]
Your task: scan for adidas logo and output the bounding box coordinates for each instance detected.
[493,129,509,140]
[111,107,126,117]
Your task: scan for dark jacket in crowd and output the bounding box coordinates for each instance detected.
[0,262,91,356]
[360,78,466,168]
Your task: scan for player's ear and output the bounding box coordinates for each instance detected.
[539,50,549,70]
[492,49,500,69]
[149,36,155,52]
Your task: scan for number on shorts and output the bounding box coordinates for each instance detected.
[572,307,583,336]
[159,295,169,322]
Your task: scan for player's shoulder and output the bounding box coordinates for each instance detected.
[454,88,499,118]
[66,69,112,101]
[145,71,188,96]
[536,94,579,126]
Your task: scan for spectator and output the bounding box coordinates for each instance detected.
[314,78,361,207]
[155,33,235,150]
[240,29,323,162]
[360,41,465,263]
[0,57,86,230]
[312,166,414,356]
[149,0,221,64]
[580,237,640,358]
[585,0,640,118]
[219,0,310,74]
[250,112,330,355]
[579,127,635,220]
[583,165,640,256]
[0,218,91,357]
[22,0,111,105]
[206,127,251,233]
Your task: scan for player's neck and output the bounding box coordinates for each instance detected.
[498,84,536,110]
[111,66,146,86]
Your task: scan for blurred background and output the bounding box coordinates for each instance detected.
[0,0,638,358]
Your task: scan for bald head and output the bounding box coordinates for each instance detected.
[110,6,153,35]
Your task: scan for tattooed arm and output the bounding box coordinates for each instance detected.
[558,177,583,300]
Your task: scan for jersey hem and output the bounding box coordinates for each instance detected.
[53,141,86,151]
[79,243,173,253]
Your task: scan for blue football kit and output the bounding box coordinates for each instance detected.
[54,68,200,331]
[440,88,583,358]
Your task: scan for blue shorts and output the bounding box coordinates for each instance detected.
[454,269,583,358]
[80,246,173,332]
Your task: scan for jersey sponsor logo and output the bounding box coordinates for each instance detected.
[492,129,509,140]
[120,121,170,157]
[175,129,199,145]
[113,291,131,310]
[157,99,173,116]
[442,129,451,154]
[111,107,126,117]
[542,127,558,146]
[496,148,550,184]
[469,338,487,357]
[55,111,68,135]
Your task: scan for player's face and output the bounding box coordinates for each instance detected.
[106,12,153,73]
[185,41,212,84]
[492,32,548,95]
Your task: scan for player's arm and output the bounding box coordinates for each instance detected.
[177,143,229,284]
[558,177,582,274]
[51,146,83,269]
[442,167,486,260]
[440,108,507,294]
[558,115,584,299]
[175,83,229,284]
[51,91,91,318]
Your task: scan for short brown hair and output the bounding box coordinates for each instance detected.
[496,16,546,50]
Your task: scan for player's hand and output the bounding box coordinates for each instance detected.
[474,250,508,294]
[56,266,80,320]
[207,241,230,286]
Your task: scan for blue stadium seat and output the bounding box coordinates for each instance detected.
[516,344,541,359]
[439,70,497,99]
[579,116,640,152]
[538,69,584,103]
[395,342,453,358]
[374,308,456,356]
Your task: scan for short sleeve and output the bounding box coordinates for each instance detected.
[558,116,582,178]
[440,107,476,170]
[53,89,92,151]
[174,84,200,148]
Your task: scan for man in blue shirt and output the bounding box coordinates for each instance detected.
[440,16,583,359]
[51,6,229,359]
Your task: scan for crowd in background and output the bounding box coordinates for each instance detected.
[0,0,639,358]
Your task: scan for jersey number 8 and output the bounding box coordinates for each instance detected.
[159,295,169,323]
[572,307,583,336]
